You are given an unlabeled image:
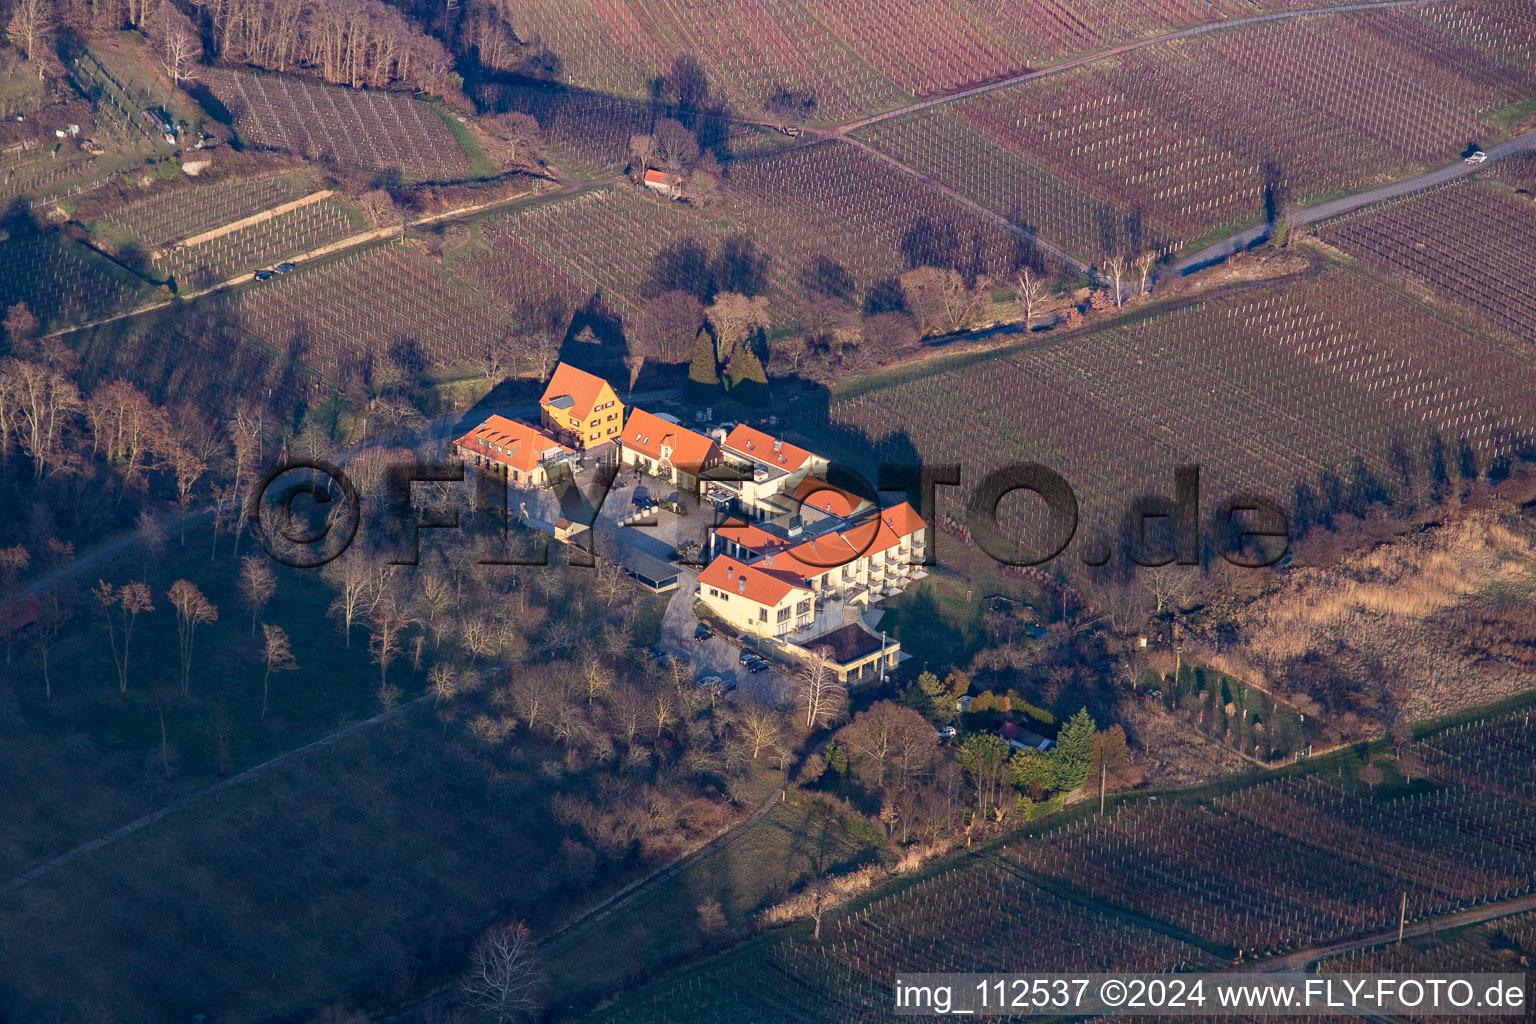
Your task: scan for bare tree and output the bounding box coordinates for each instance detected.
[1106,255,1127,308]
[794,648,846,730]
[460,921,546,1023]
[94,580,154,693]
[261,622,296,719]
[239,555,277,636]
[627,133,657,179]
[705,292,771,364]
[33,589,72,700]
[5,0,53,60]
[900,266,986,336]
[370,609,407,692]
[740,703,785,759]
[1134,251,1157,296]
[1014,267,1049,328]
[1141,564,1198,616]
[154,5,202,81]
[168,580,218,697]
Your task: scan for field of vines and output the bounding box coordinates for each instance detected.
[1317,181,1536,344]
[494,187,752,312]
[444,221,592,314]
[476,81,784,176]
[856,109,1157,261]
[0,232,149,329]
[1416,709,1536,799]
[99,173,317,249]
[593,857,1216,1024]
[500,0,1379,121]
[201,69,469,180]
[212,243,515,380]
[828,269,1536,545]
[722,143,1049,301]
[861,3,1536,258]
[69,304,306,412]
[493,144,1050,316]
[155,197,361,288]
[586,713,1534,1023]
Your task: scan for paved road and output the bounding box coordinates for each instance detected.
[1174,126,1536,273]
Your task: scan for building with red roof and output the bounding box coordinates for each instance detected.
[454,415,575,489]
[620,408,722,493]
[642,169,682,197]
[697,555,814,637]
[540,362,625,449]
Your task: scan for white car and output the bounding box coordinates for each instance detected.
[1465,150,1487,165]
[936,726,957,740]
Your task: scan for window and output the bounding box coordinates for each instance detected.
[589,433,599,441]
[777,607,791,623]
[758,609,767,622]
[708,588,718,598]
[797,599,811,615]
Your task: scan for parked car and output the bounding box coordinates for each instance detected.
[1465,150,1487,164]
[739,649,758,665]
[744,657,768,673]
[936,726,957,740]
[694,623,715,642]
[696,675,724,689]
[274,261,296,273]
[253,269,274,280]
[720,677,738,692]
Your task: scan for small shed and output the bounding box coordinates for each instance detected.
[619,548,680,592]
[642,169,682,197]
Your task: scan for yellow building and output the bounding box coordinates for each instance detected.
[697,555,815,639]
[620,408,723,494]
[540,363,625,450]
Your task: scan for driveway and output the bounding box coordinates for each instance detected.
[655,569,797,709]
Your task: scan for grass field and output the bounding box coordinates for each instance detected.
[0,534,427,883]
[546,798,878,1014]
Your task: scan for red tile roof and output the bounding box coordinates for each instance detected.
[643,169,679,188]
[784,531,862,572]
[793,477,872,519]
[880,501,926,539]
[455,415,571,472]
[722,424,816,473]
[622,409,720,471]
[699,554,808,607]
[714,516,792,555]
[541,362,615,421]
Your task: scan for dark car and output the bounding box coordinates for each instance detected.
[694,624,714,642]
[744,659,768,673]
[274,262,296,273]
[721,678,738,692]
[739,649,758,665]
[632,486,652,507]
[253,269,274,280]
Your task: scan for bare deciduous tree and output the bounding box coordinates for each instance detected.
[1106,255,1127,307]
[168,579,217,697]
[239,555,277,636]
[460,921,546,1023]
[1134,251,1157,295]
[94,580,154,693]
[1014,267,1049,328]
[261,622,296,719]
[795,647,846,730]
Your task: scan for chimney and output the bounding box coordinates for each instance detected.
[726,565,734,578]
[738,577,747,594]
[773,439,783,452]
